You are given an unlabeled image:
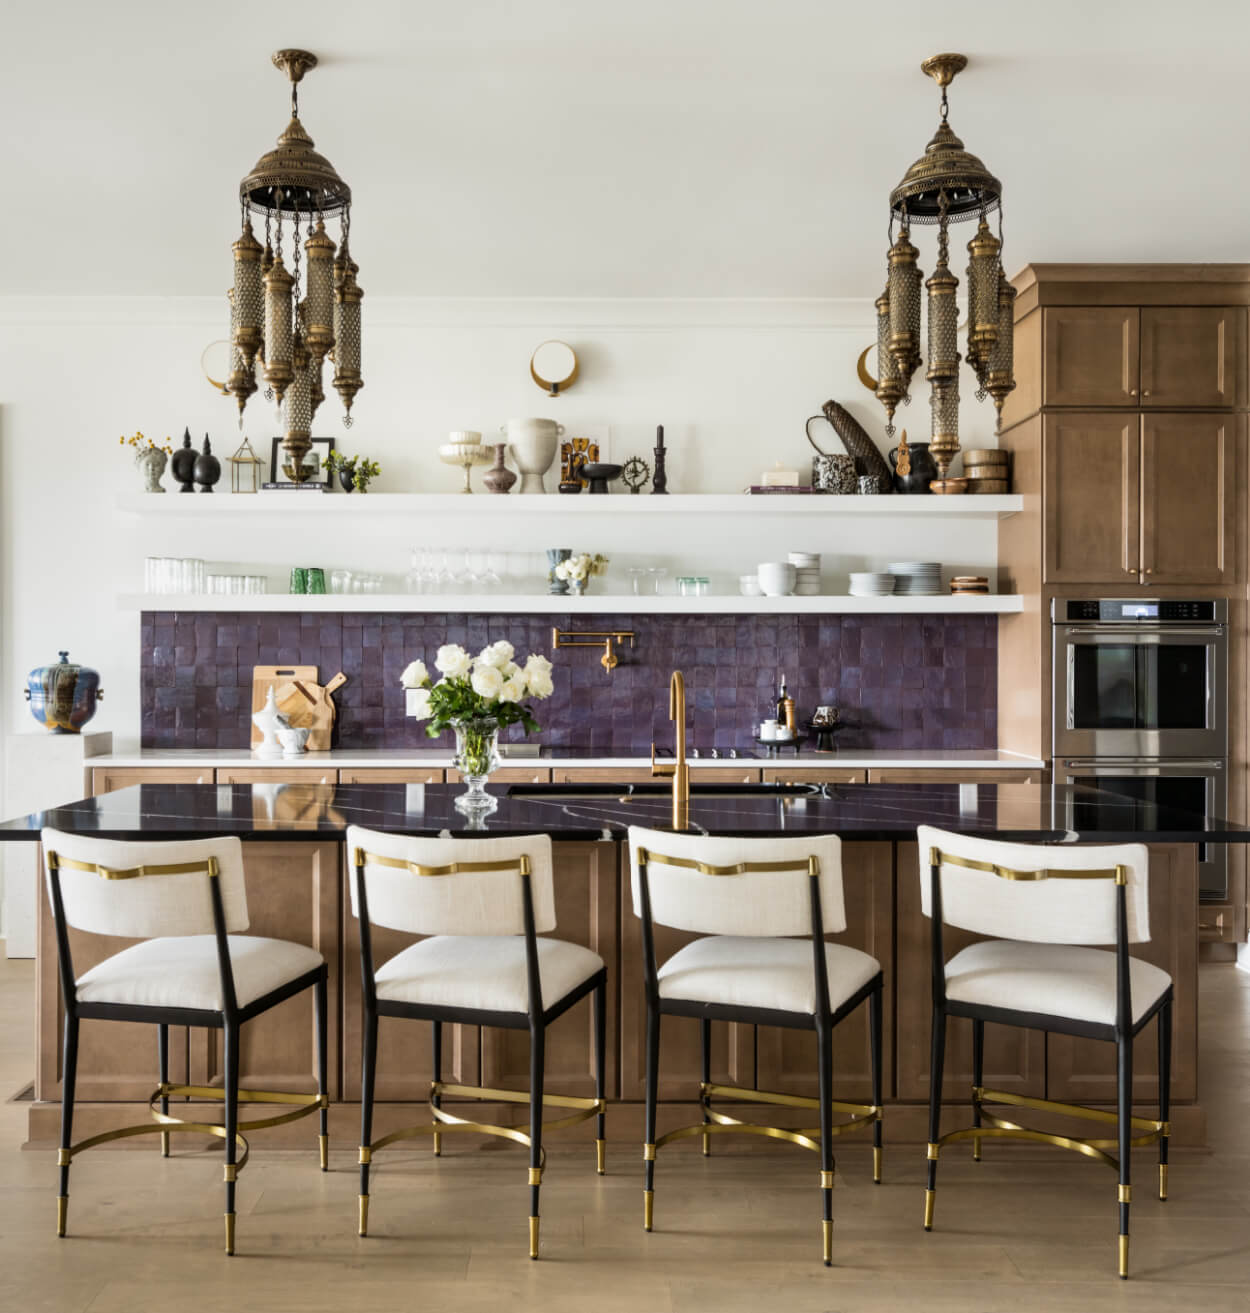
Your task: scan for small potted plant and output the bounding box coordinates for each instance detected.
[554,552,609,596]
[325,452,380,492]
[352,457,380,493]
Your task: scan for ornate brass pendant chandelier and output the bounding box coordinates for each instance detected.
[876,53,1014,477]
[228,49,363,482]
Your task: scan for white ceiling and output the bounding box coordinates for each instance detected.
[1,0,1245,298]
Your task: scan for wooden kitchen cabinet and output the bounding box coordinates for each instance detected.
[91,766,213,794]
[761,767,867,784]
[217,767,338,785]
[894,841,1045,1102]
[339,767,444,784]
[752,842,894,1102]
[1139,412,1235,585]
[1044,306,1140,407]
[1140,306,1242,408]
[446,767,551,784]
[866,769,1040,784]
[552,767,760,785]
[479,841,618,1100]
[191,842,340,1098]
[1043,412,1140,584]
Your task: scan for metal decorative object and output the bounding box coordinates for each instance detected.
[228,437,264,493]
[621,456,650,494]
[876,53,1014,476]
[229,50,363,481]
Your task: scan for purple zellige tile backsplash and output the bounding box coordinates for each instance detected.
[140,611,997,753]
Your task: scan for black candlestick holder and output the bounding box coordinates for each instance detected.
[652,424,668,494]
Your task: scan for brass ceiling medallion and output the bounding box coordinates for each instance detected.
[875,53,1014,477]
[228,49,363,482]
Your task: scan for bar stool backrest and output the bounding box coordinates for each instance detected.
[916,825,1151,945]
[627,827,845,936]
[41,828,249,938]
[346,827,556,936]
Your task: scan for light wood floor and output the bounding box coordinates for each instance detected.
[2,955,1248,1312]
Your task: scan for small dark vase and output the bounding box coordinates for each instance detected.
[193,435,221,493]
[482,443,517,495]
[892,442,938,494]
[170,427,196,493]
[338,465,356,493]
[581,462,622,495]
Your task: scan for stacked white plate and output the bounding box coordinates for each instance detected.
[849,571,896,597]
[888,561,943,595]
[788,552,821,595]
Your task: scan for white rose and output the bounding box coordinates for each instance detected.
[498,674,526,703]
[524,653,552,677]
[470,665,504,700]
[477,640,514,669]
[527,670,554,699]
[554,562,570,580]
[399,660,429,689]
[502,661,520,679]
[435,644,471,678]
[407,688,433,719]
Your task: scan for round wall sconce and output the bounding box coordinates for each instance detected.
[202,340,232,396]
[530,340,579,396]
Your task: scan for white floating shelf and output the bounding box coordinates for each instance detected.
[116,492,1021,518]
[119,593,1023,615]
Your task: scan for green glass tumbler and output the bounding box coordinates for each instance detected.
[306,568,326,595]
[289,567,307,594]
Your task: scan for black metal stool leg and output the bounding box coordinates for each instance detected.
[529,1023,545,1259]
[700,1017,712,1157]
[157,1022,170,1158]
[594,981,607,1175]
[223,1021,240,1255]
[1158,1001,1171,1202]
[315,974,329,1170]
[57,1014,78,1238]
[971,1018,984,1163]
[816,1019,835,1266]
[924,1007,946,1231]
[358,1008,377,1236]
[1117,1033,1132,1279]
[869,984,883,1183]
[643,1004,660,1231]
[431,1020,443,1157]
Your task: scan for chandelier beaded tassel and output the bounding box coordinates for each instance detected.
[230,49,361,481]
[880,54,1014,477]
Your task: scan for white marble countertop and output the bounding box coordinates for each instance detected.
[86,746,1046,771]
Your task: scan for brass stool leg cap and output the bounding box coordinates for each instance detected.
[319,1134,329,1172]
[529,1215,540,1260]
[224,1212,236,1256]
[643,1189,654,1232]
[358,1195,369,1237]
[1159,1163,1168,1201]
[702,1130,710,1157]
[433,1131,442,1158]
[1119,1234,1129,1279]
[161,1131,170,1159]
[873,1145,883,1184]
[56,1196,68,1238]
[596,1138,606,1176]
[822,1219,833,1267]
[923,1189,935,1232]
[973,1134,982,1163]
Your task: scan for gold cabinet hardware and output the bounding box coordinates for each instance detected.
[550,627,635,671]
[1130,389,1138,397]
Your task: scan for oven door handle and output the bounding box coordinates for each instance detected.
[1061,626,1225,638]
[1061,759,1226,770]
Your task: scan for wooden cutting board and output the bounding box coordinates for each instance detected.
[273,672,347,751]
[250,665,318,746]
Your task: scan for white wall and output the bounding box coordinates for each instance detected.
[0,294,1001,934]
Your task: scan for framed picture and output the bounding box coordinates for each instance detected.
[268,437,336,488]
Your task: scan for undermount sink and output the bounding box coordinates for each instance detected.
[507,782,821,800]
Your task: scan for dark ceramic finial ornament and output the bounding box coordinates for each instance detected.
[651,425,668,494]
[194,434,221,493]
[170,427,197,492]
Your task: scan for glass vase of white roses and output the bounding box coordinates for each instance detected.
[400,641,554,816]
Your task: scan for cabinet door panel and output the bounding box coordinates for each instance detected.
[191,841,340,1097]
[761,768,867,784]
[1140,307,1242,408]
[217,768,338,785]
[753,842,893,1101]
[338,768,444,784]
[479,842,618,1099]
[1047,845,1197,1104]
[1044,307,1139,406]
[1140,413,1235,585]
[865,769,1040,784]
[1043,413,1139,584]
[91,767,213,794]
[895,842,1045,1102]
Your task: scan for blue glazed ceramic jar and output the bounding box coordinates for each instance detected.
[25,651,103,733]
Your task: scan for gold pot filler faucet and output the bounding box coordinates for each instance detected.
[651,670,690,830]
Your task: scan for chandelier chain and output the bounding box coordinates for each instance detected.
[291,207,302,323]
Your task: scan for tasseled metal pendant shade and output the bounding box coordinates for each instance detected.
[876,53,1014,475]
[227,49,363,480]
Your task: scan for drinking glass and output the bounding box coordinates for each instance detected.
[648,567,668,595]
[330,569,352,594]
[404,550,423,595]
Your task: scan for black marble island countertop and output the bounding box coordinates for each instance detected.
[1,780,1247,846]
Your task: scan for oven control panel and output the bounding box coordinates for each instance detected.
[1057,598,1224,623]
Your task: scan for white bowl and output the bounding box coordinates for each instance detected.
[757,562,797,597]
[739,576,763,597]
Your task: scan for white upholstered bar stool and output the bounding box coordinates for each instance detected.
[918,825,1173,1280]
[348,827,607,1259]
[628,826,884,1267]
[41,829,329,1255]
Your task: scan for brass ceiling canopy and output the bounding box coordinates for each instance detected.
[873,52,1015,474]
[227,49,363,479]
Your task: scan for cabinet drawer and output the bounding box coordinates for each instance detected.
[217,767,338,785]
[338,768,444,784]
[91,766,213,794]
[551,767,760,785]
[866,768,1040,784]
[761,767,867,784]
[447,767,551,784]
